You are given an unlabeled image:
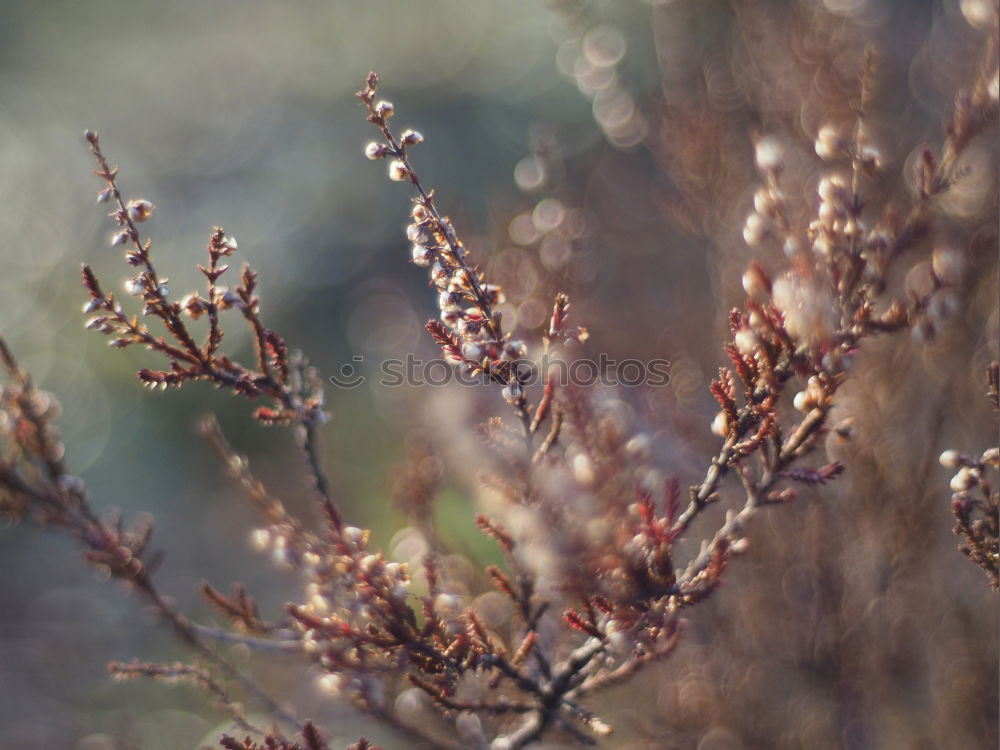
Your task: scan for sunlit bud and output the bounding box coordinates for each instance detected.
[754,187,778,216]
[434,593,461,616]
[221,234,238,252]
[501,381,523,405]
[459,341,484,362]
[572,453,596,486]
[931,247,964,285]
[742,263,771,299]
[711,410,729,437]
[388,159,408,182]
[375,100,394,118]
[783,237,802,258]
[961,0,995,30]
[812,236,832,258]
[793,390,814,413]
[438,290,460,311]
[950,466,981,492]
[733,327,758,356]
[97,188,113,204]
[742,212,768,246]
[401,129,424,145]
[344,525,367,548]
[431,263,451,290]
[990,71,999,102]
[359,554,382,575]
[316,673,347,698]
[411,244,433,267]
[364,141,386,160]
[406,223,426,243]
[411,203,430,222]
[250,528,271,552]
[309,594,329,616]
[126,199,155,223]
[981,447,999,467]
[858,144,883,168]
[124,277,145,297]
[625,434,651,461]
[938,450,962,469]
[111,230,129,247]
[754,136,784,172]
[180,292,208,319]
[815,125,842,161]
[216,288,240,310]
[818,200,839,224]
[441,307,464,327]
[82,298,103,314]
[818,175,847,204]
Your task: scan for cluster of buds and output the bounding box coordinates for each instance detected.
[941,443,999,588]
[358,73,532,406]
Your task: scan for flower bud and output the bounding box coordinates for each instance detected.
[742,212,768,246]
[754,136,784,172]
[938,449,962,469]
[411,244,433,267]
[401,129,424,145]
[711,410,729,437]
[814,125,842,161]
[388,159,408,182]
[126,199,155,223]
[950,466,980,492]
[501,381,523,405]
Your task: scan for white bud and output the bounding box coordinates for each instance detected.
[388,159,408,182]
[364,141,385,160]
[733,327,758,356]
[742,264,770,299]
[572,453,596,486]
[931,247,964,285]
[375,100,394,118]
[411,244,433,267]
[815,125,842,161]
[126,199,155,223]
[754,136,784,172]
[742,212,768,246]
[939,450,962,469]
[711,410,729,437]
[754,187,777,216]
[950,466,980,492]
[461,341,484,361]
[316,673,347,698]
[401,129,424,145]
[793,390,813,413]
[858,144,883,168]
[501,381,523,404]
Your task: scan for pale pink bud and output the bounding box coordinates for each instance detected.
[401,129,424,145]
[126,199,155,223]
[388,159,408,182]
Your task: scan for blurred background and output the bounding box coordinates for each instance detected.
[0,0,996,748]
